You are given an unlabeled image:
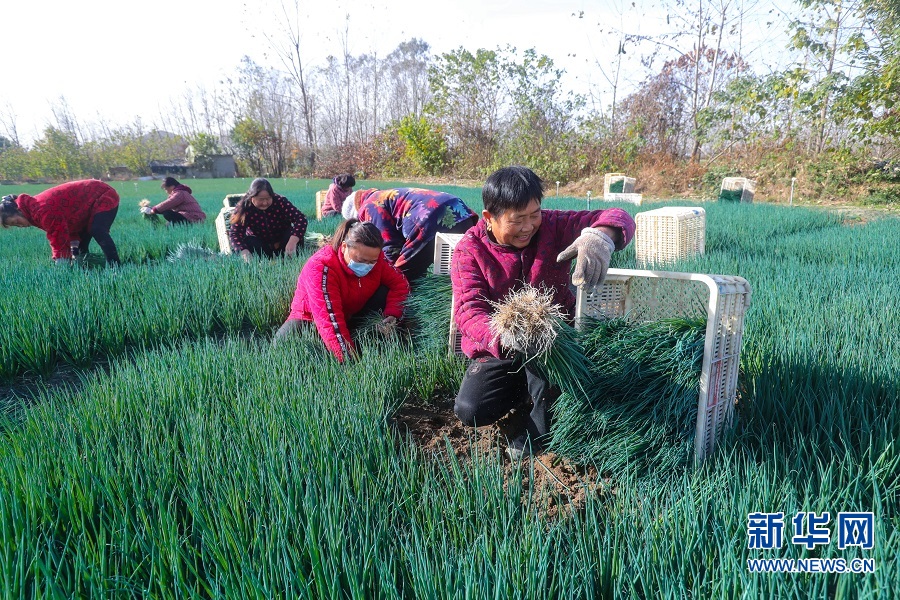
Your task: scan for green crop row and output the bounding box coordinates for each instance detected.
[0,333,895,596]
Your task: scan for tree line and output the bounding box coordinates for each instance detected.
[1,0,897,202]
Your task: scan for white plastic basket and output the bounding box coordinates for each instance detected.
[433,233,465,276]
[575,269,752,462]
[602,192,643,205]
[433,233,467,355]
[215,207,235,254]
[635,207,706,266]
[603,173,636,195]
[719,177,756,203]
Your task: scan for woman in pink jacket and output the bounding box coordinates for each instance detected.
[140,177,206,224]
[320,173,355,217]
[275,219,410,362]
[450,166,636,459]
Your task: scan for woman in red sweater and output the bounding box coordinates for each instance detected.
[1,179,120,264]
[275,219,410,362]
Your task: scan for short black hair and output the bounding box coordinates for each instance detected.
[162,177,180,188]
[335,174,356,189]
[482,166,544,216]
[0,195,22,227]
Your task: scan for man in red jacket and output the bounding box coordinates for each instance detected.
[1,179,121,265]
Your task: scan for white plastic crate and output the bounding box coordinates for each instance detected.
[575,269,752,462]
[603,173,636,195]
[433,233,467,355]
[433,233,465,276]
[635,207,706,266]
[215,207,236,254]
[719,177,756,203]
[602,192,643,205]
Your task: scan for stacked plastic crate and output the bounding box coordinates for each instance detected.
[634,207,706,266]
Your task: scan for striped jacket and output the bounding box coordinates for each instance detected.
[287,245,409,361]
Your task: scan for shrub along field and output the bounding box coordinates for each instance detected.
[0,179,897,596]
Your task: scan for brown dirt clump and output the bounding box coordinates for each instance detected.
[391,395,610,519]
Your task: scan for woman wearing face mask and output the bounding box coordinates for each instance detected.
[275,219,410,362]
[229,177,308,262]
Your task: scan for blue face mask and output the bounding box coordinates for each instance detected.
[348,260,375,277]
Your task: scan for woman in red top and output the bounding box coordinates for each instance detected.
[228,178,308,262]
[274,219,410,362]
[1,179,120,264]
[140,177,206,224]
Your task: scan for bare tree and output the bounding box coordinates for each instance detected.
[0,103,21,146]
[265,0,317,172]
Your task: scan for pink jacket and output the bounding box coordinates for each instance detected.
[151,185,206,222]
[450,208,636,359]
[322,181,352,215]
[288,245,409,361]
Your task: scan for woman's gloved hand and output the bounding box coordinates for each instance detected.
[556,228,615,287]
[140,207,153,215]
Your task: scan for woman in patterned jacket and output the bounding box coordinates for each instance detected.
[342,187,477,280]
[450,166,636,459]
[1,179,121,265]
[229,178,308,262]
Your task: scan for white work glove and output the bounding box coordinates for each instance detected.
[376,315,398,335]
[556,228,615,287]
[140,207,153,215]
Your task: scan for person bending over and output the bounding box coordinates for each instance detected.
[342,187,477,280]
[275,219,409,362]
[321,173,355,217]
[1,179,121,265]
[140,177,206,224]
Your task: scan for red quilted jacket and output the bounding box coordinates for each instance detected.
[288,245,409,361]
[16,180,120,259]
[450,208,636,359]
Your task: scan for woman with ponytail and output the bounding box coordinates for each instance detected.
[275,219,409,362]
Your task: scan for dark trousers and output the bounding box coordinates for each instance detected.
[79,207,120,264]
[244,230,300,258]
[159,210,189,225]
[399,215,478,281]
[454,356,560,443]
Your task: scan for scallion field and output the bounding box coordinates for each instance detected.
[0,178,896,597]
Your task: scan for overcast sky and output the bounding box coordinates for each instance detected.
[2,0,796,145]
